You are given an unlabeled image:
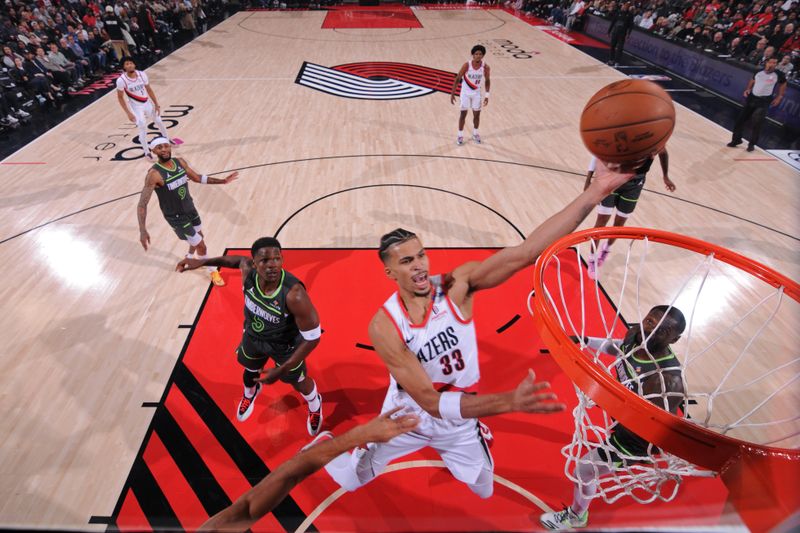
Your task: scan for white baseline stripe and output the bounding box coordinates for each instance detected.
[294,459,553,533]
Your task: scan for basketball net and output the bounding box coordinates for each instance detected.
[527,229,800,507]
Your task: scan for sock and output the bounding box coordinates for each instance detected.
[186,253,194,259]
[244,384,256,398]
[474,129,479,135]
[302,382,321,412]
[458,130,464,136]
[197,254,215,272]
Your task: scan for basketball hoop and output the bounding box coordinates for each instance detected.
[529,227,800,532]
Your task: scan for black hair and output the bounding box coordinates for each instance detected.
[121,56,135,65]
[378,228,418,263]
[471,44,486,56]
[651,305,686,335]
[251,237,282,257]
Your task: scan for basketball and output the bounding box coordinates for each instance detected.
[580,79,676,164]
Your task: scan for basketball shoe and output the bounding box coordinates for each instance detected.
[301,430,333,452]
[587,243,610,280]
[457,134,464,146]
[540,507,588,530]
[472,132,482,144]
[210,270,225,286]
[237,383,261,422]
[307,396,323,436]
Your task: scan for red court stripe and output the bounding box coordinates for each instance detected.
[143,431,208,530]
[1,162,46,165]
[115,491,152,532]
[164,386,288,531]
[733,158,776,161]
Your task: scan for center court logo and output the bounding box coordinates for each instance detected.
[296,61,458,100]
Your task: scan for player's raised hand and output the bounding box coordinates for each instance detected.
[590,159,636,197]
[223,171,239,184]
[512,369,566,414]
[358,407,420,443]
[176,257,206,272]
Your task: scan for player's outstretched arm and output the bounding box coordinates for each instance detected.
[369,312,564,419]
[259,285,321,385]
[198,408,420,532]
[459,161,635,293]
[176,255,250,272]
[177,157,239,185]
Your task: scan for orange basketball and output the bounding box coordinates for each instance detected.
[580,79,676,164]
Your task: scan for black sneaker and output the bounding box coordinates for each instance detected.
[727,140,742,147]
[746,144,755,152]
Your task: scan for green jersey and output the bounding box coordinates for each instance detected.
[152,158,196,217]
[242,268,304,345]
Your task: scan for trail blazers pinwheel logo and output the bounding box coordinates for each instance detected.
[295,61,458,100]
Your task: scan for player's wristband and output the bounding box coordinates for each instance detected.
[300,325,322,341]
[201,174,208,184]
[438,392,464,420]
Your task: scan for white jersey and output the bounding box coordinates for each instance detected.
[461,60,485,94]
[381,275,480,406]
[116,70,150,105]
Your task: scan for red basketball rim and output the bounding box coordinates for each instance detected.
[531,226,800,472]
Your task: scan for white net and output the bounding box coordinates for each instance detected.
[529,231,800,506]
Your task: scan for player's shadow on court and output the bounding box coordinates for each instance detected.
[193,39,224,48]
[191,186,248,227]
[321,385,389,428]
[81,222,184,270]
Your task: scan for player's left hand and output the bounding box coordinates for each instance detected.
[155,104,161,114]
[257,366,283,385]
[223,171,239,184]
[511,369,566,414]
[483,97,489,107]
[450,94,456,105]
[663,176,676,192]
[176,257,206,272]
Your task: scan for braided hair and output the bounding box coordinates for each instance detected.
[378,228,418,263]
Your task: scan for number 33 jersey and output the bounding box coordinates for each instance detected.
[381,274,480,397]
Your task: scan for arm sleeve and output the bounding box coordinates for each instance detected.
[585,336,623,354]
[115,76,124,91]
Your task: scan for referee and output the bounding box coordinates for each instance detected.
[727,57,788,152]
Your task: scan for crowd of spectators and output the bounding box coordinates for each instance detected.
[0,0,229,131]
[512,0,799,79]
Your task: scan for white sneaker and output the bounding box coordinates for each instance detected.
[15,109,31,118]
[307,394,323,436]
[457,134,464,146]
[6,114,19,124]
[236,382,262,422]
[540,507,588,530]
[472,132,482,144]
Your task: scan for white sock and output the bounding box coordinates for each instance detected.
[473,129,479,135]
[186,253,195,259]
[244,384,256,398]
[302,383,321,412]
[197,254,215,272]
[458,130,464,136]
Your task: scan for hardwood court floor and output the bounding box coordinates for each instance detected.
[0,6,797,530]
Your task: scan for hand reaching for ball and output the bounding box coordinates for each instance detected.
[590,159,636,197]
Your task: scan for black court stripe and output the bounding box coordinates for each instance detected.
[153,407,232,515]
[173,363,317,532]
[128,456,182,530]
[496,314,521,334]
[355,342,375,351]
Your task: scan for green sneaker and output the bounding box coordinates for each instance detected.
[540,507,588,530]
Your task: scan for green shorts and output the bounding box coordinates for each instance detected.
[164,208,202,242]
[236,333,307,384]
